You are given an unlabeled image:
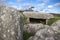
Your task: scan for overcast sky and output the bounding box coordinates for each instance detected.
[0,0,60,13]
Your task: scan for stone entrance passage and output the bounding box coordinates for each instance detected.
[23,11,54,25]
[29,18,46,24]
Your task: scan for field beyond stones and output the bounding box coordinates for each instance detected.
[48,14,60,25]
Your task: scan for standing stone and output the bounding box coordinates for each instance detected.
[0,6,23,40]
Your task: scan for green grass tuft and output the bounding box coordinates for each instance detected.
[23,32,35,40]
[48,14,60,25]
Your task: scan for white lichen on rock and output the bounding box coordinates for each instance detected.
[0,6,23,40]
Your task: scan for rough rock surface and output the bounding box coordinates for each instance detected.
[28,25,60,40]
[24,23,50,33]
[0,6,23,40]
[24,23,44,33]
[52,20,60,27]
[23,11,54,19]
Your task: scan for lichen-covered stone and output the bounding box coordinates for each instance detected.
[28,25,60,40]
[23,11,54,19]
[24,23,50,33]
[0,6,23,40]
[24,23,44,33]
[52,20,60,27]
[28,27,54,40]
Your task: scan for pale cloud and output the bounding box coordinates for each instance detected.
[22,3,32,9]
[48,5,53,8]
[36,0,42,2]
[16,0,21,2]
[42,8,60,13]
[12,5,22,10]
[10,3,31,10]
[33,3,46,11]
[33,7,43,11]
[0,0,21,2]
[9,4,23,10]
[2,2,32,10]
[37,3,46,9]
[48,3,60,9]
[41,9,48,12]
[0,0,6,2]
[0,0,7,5]
[43,0,50,2]
[20,2,60,13]
[22,3,31,6]
[4,2,15,6]
[2,2,22,10]
[42,9,53,13]
[54,3,60,7]
[33,8,39,11]
[37,0,50,3]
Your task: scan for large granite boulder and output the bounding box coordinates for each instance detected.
[28,26,60,40]
[28,27,54,40]
[52,20,60,27]
[0,6,23,40]
[24,23,44,33]
[24,23,50,33]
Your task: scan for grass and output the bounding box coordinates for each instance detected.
[48,14,60,25]
[23,32,35,40]
[22,13,28,24]
[22,13,34,40]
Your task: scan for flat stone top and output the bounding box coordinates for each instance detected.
[23,11,54,19]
